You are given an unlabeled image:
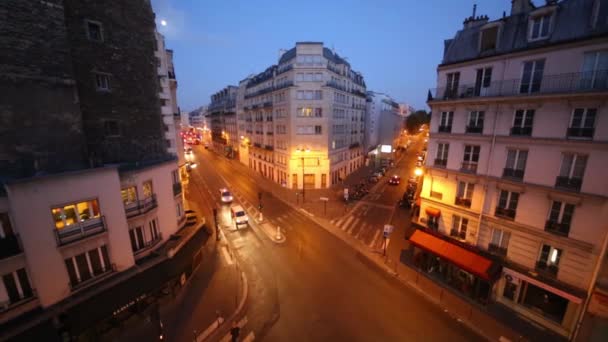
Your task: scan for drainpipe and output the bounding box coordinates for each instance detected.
[571,219,608,341]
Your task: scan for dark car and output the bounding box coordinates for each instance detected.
[388,175,401,185]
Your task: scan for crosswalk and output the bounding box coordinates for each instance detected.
[330,211,388,250]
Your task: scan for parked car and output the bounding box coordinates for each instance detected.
[219,188,233,204]
[368,175,380,183]
[388,175,401,185]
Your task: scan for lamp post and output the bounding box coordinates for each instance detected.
[296,148,310,202]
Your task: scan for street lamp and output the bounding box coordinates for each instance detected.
[414,167,423,177]
[296,148,310,202]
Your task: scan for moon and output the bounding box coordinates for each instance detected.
[160,20,167,26]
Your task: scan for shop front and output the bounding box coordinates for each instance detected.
[494,267,585,338]
[407,229,500,304]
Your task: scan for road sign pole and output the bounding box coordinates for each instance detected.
[324,201,327,215]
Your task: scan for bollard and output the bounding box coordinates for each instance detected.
[276,226,282,240]
[258,212,263,222]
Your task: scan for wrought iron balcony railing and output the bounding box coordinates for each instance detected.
[535,261,559,277]
[502,168,524,180]
[437,125,452,133]
[555,176,582,191]
[54,216,106,246]
[460,162,478,174]
[454,197,472,208]
[465,125,483,134]
[545,220,571,236]
[495,207,516,220]
[488,243,507,257]
[510,126,532,136]
[434,158,447,168]
[124,194,158,218]
[567,127,594,139]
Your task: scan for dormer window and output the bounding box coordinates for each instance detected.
[529,13,553,41]
[480,26,499,53]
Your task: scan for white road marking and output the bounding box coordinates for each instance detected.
[340,216,355,231]
[243,331,255,341]
[370,229,381,248]
[346,218,360,234]
[355,223,367,239]
[221,246,234,265]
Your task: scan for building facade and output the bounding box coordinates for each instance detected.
[207,86,238,158]
[237,42,367,189]
[188,106,207,129]
[0,0,188,336]
[417,0,608,339]
[365,92,404,164]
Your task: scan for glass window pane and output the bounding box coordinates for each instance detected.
[571,109,584,128]
[516,151,527,170]
[573,155,587,178]
[559,154,573,177]
[549,201,561,221]
[524,110,534,127]
[63,205,78,226]
[75,253,91,281]
[506,150,516,169]
[584,109,596,128]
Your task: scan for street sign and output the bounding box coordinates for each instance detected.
[344,188,349,201]
[320,197,329,201]
[383,224,394,238]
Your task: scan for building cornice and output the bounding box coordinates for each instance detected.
[428,90,608,106]
[429,133,608,149]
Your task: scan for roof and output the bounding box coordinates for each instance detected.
[442,0,608,66]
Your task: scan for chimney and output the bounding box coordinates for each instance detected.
[510,0,535,15]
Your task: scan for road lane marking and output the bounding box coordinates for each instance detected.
[221,246,233,265]
[346,217,359,234]
[370,229,381,248]
[355,223,367,239]
[340,216,355,231]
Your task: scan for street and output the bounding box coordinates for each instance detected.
[182,132,484,341]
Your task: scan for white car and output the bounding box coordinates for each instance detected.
[219,188,233,204]
[230,205,248,228]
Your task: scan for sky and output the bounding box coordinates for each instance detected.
[151,0,513,112]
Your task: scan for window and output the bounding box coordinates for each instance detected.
[511,109,534,135]
[496,190,519,220]
[121,186,137,205]
[315,125,322,134]
[581,51,608,89]
[557,153,586,190]
[451,215,468,240]
[52,199,101,229]
[489,228,510,256]
[504,149,527,180]
[529,14,552,41]
[149,218,160,241]
[568,108,596,138]
[546,201,575,236]
[296,90,322,100]
[297,107,314,117]
[94,73,111,91]
[480,26,498,52]
[171,169,180,184]
[314,108,323,117]
[143,180,154,198]
[176,201,184,218]
[520,60,545,94]
[296,126,314,135]
[85,20,103,42]
[435,143,449,166]
[462,145,480,173]
[537,244,562,276]
[2,268,33,305]
[65,245,111,288]
[438,112,453,132]
[455,181,474,208]
[466,111,484,133]
[445,72,460,98]
[129,226,145,252]
[474,67,492,96]
[104,120,119,137]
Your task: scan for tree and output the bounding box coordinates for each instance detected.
[405,110,430,133]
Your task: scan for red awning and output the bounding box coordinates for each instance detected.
[409,230,494,281]
[425,207,441,217]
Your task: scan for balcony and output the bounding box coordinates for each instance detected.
[263,101,273,108]
[173,182,182,196]
[567,127,594,139]
[264,145,274,151]
[495,207,516,220]
[437,125,452,133]
[265,116,273,122]
[460,162,478,174]
[253,142,262,148]
[0,234,22,259]
[465,125,483,134]
[555,176,582,192]
[325,80,348,92]
[502,168,524,181]
[450,229,466,240]
[124,195,158,219]
[54,216,106,246]
[134,232,163,256]
[428,71,608,102]
[70,263,116,290]
[510,126,532,136]
[274,81,294,91]
[545,220,571,237]
[434,158,447,168]
[488,243,507,257]
[535,261,559,277]
[454,197,471,208]
[266,131,274,136]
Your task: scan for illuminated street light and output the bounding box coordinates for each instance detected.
[414,168,423,177]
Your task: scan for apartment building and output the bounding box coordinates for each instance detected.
[237,42,367,189]
[0,0,190,338]
[365,92,404,164]
[207,86,238,158]
[415,0,608,339]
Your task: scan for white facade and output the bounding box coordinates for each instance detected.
[237,42,367,189]
[420,1,608,338]
[365,91,403,152]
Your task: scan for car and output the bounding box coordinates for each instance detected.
[388,175,401,185]
[230,205,248,228]
[368,175,380,183]
[416,160,424,167]
[417,155,424,162]
[373,171,384,179]
[219,188,233,204]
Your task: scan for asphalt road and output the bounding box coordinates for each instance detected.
[186,137,484,342]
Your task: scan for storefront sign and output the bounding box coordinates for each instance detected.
[380,145,392,153]
[112,293,147,316]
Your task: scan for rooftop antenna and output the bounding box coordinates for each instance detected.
[472,4,477,18]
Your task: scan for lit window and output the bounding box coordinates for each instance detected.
[52,199,100,229]
[143,180,153,198]
[121,186,137,204]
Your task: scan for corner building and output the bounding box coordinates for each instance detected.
[237,42,367,189]
[418,0,608,339]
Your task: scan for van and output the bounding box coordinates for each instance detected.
[230,205,248,228]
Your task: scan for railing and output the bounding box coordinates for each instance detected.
[134,233,163,255]
[265,116,273,122]
[263,101,273,108]
[70,263,116,290]
[438,125,452,133]
[266,131,274,136]
[276,64,293,75]
[495,207,516,220]
[124,194,158,218]
[349,142,360,149]
[465,125,483,134]
[450,229,466,240]
[555,176,582,191]
[0,234,23,259]
[535,261,559,277]
[434,158,447,168]
[488,243,507,257]
[510,126,532,136]
[428,71,608,102]
[274,81,294,91]
[244,86,275,99]
[567,127,594,139]
[545,220,571,236]
[325,80,348,92]
[253,142,262,148]
[264,145,274,151]
[460,162,478,174]
[351,89,367,98]
[208,99,236,112]
[454,197,471,208]
[502,168,524,180]
[55,216,106,246]
[173,182,182,196]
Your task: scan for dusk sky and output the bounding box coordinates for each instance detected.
[151,0,512,112]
